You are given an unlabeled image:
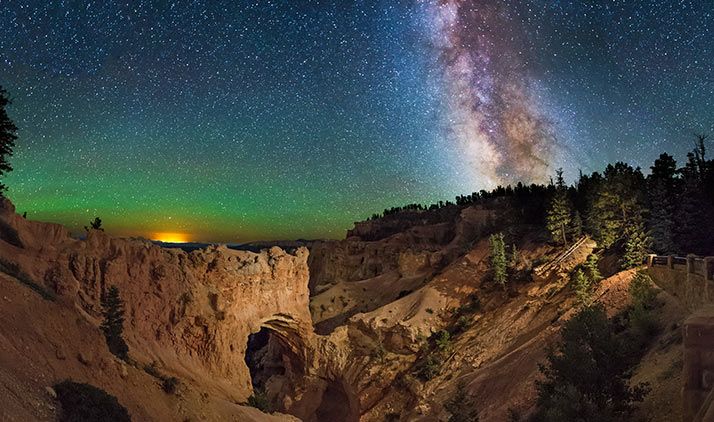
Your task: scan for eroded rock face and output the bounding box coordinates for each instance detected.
[0,198,313,403]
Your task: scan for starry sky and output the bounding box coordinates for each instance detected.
[0,1,712,242]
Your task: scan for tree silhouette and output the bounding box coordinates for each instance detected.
[0,86,18,195]
[100,285,129,361]
[85,217,104,232]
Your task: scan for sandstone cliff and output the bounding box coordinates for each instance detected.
[0,198,309,421]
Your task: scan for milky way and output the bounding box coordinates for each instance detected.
[430,1,556,186]
[0,1,712,241]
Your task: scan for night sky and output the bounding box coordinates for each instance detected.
[0,1,712,243]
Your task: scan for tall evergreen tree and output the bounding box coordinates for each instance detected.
[533,305,648,421]
[589,163,646,249]
[546,169,572,246]
[100,285,129,361]
[646,153,678,254]
[0,86,18,195]
[489,232,507,286]
[620,223,651,270]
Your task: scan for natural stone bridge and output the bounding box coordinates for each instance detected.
[647,254,714,421]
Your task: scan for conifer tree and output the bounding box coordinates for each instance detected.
[445,383,479,422]
[0,86,18,195]
[533,305,647,421]
[489,232,507,286]
[85,217,104,232]
[510,243,519,268]
[589,163,646,249]
[646,153,678,254]
[100,285,129,361]
[546,169,572,246]
[570,211,583,239]
[620,223,651,270]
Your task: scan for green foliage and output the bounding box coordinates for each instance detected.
[85,217,104,232]
[572,269,594,306]
[489,232,507,285]
[583,254,601,282]
[418,355,440,380]
[546,170,572,245]
[629,270,658,310]
[619,224,651,269]
[444,383,479,422]
[100,285,129,361]
[572,255,601,306]
[425,308,434,314]
[587,162,646,249]
[247,388,273,413]
[533,305,648,422]
[570,211,583,239]
[436,330,452,353]
[0,86,18,195]
[54,380,131,422]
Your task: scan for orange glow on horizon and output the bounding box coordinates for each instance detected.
[152,232,191,243]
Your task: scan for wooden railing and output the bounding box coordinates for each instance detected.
[647,254,714,281]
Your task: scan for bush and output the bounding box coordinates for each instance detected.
[54,380,131,422]
[533,305,648,421]
[445,383,479,422]
[436,330,452,353]
[418,355,440,380]
[247,388,273,413]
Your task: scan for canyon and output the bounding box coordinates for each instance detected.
[0,197,686,421]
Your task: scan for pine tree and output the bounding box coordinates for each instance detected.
[100,285,129,361]
[570,211,583,239]
[546,171,572,246]
[0,86,18,195]
[646,153,678,254]
[533,305,648,421]
[620,224,651,270]
[510,243,519,268]
[85,217,104,232]
[572,269,594,306]
[590,163,646,249]
[583,254,602,282]
[445,383,479,422]
[489,233,507,286]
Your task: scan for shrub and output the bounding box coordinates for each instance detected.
[572,269,594,306]
[425,308,434,314]
[533,305,648,421]
[418,355,440,380]
[247,388,273,413]
[54,380,131,422]
[445,383,479,422]
[436,330,452,353]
